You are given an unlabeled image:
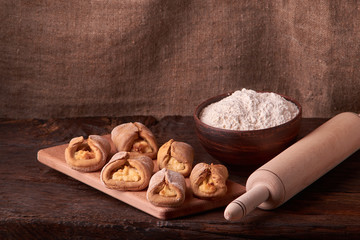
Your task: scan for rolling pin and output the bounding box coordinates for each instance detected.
[224,112,360,221]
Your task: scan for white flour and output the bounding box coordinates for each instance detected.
[200,89,299,131]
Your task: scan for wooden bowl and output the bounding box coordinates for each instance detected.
[193,92,302,168]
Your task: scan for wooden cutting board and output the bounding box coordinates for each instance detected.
[37,135,246,220]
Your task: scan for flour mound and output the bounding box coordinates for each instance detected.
[200,89,299,131]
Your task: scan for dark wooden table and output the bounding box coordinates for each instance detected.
[1,116,359,239]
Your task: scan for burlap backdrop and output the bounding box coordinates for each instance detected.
[1,0,359,119]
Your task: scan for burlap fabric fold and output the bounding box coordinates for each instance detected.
[1,0,359,119]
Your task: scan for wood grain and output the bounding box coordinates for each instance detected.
[1,116,359,239]
[37,137,245,220]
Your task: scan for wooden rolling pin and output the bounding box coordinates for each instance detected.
[224,112,360,221]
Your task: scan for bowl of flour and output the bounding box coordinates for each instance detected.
[194,88,302,168]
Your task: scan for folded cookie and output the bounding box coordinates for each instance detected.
[111,122,158,159]
[65,135,111,172]
[157,139,194,177]
[146,168,186,207]
[100,152,154,191]
[190,163,228,199]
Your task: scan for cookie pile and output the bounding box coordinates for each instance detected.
[64,122,229,208]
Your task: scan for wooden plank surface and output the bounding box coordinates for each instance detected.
[1,116,360,239]
[37,136,245,220]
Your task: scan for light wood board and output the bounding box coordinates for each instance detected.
[37,135,246,220]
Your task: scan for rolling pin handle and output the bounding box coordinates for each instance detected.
[224,185,269,221]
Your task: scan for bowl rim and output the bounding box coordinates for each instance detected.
[193,90,302,134]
